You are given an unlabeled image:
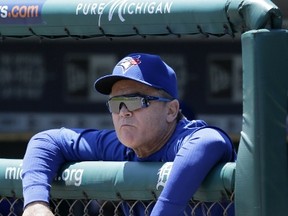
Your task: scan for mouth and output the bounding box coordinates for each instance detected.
[120,123,132,128]
[119,122,135,129]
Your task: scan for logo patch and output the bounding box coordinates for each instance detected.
[156,162,172,190]
[117,55,141,73]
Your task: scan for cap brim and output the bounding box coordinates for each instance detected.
[95,75,155,95]
[94,75,127,95]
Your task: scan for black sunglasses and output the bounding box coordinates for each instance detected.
[107,93,172,114]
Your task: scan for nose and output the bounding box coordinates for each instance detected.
[119,102,132,117]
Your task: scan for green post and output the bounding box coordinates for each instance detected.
[235,29,288,216]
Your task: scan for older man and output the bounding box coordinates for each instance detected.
[22,53,236,216]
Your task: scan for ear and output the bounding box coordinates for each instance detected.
[166,99,180,123]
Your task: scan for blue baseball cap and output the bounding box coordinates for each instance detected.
[94,53,178,99]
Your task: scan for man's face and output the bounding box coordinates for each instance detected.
[110,79,177,157]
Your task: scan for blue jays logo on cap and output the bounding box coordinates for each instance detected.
[94,53,178,99]
[117,55,141,73]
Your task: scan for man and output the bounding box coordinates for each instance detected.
[22,53,236,216]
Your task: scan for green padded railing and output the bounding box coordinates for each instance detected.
[0,0,282,38]
[0,159,235,202]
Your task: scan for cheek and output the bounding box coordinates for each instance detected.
[141,110,167,132]
[111,114,120,131]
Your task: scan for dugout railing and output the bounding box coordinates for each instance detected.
[0,159,236,215]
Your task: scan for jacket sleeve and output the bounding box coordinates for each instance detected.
[151,127,235,216]
[21,127,111,208]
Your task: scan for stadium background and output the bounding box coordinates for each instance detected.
[0,0,286,159]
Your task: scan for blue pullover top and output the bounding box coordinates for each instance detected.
[22,118,236,216]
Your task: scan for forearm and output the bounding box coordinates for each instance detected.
[22,130,66,208]
[21,128,103,209]
[151,128,233,215]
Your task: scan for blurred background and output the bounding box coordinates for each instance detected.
[0,0,287,158]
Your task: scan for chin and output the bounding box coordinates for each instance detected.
[120,138,139,149]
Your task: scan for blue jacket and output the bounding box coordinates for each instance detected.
[22,118,236,215]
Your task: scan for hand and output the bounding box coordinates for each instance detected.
[22,202,54,216]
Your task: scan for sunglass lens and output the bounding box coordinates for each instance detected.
[107,97,144,113]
